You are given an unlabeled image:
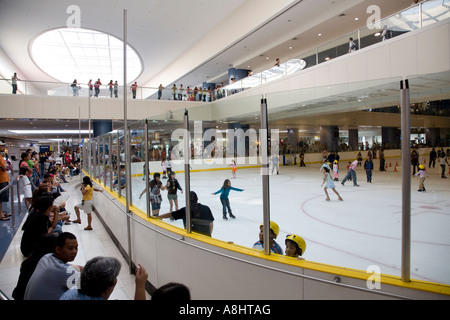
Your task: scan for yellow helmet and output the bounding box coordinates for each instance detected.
[286,234,306,256]
[260,221,279,238]
[419,164,425,170]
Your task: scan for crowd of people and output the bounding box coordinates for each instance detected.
[170,84,213,102]
[1,141,190,301]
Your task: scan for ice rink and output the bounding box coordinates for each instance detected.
[131,161,450,285]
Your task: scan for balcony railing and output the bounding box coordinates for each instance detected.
[0,0,448,101]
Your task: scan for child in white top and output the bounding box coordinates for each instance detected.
[415,164,428,192]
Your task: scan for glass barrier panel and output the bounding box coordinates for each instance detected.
[422,0,450,27]
[294,48,317,71]
[382,5,420,38]
[114,129,126,197]
[182,96,264,246]
[104,134,112,189]
[317,31,359,63]
[125,118,186,218]
[128,120,146,207]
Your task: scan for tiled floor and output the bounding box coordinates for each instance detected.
[0,176,150,300]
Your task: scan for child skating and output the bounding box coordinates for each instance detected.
[230,160,237,179]
[332,160,339,181]
[415,164,428,192]
[321,167,343,201]
[166,171,183,212]
[212,179,244,219]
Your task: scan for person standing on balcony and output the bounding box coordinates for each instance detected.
[108,80,113,98]
[113,81,119,98]
[348,37,358,53]
[94,79,101,97]
[178,84,184,101]
[274,58,280,67]
[158,84,164,100]
[71,79,79,96]
[172,84,177,100]
[131,82,138,99]
[88,79,93,97]
[12,72,20,94]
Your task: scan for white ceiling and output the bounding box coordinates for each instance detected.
[0,0,417,141]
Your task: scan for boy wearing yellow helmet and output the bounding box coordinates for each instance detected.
[415,164,428,192]
[285,234,306,260]
[252,221,282,254]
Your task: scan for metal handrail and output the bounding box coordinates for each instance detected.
[0,175,28,227]
[0,289,10,300]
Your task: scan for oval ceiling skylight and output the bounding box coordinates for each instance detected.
[31,28,142,84]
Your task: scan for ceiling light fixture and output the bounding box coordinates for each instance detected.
[31,27,142,84]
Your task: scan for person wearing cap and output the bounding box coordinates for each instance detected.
[0,141,11,221]
[157,191,215,237]
[252,221,282,254]
[285,234,306,260]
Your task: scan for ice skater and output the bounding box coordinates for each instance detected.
[415,164,428,192]
[332,160,339,181]
[230,160,237,179]
[271,154,279,175]
[321,167,343,201]
[166,171,183,212]
[341,159,359,186]
[212,179,243,219]
[161,158,168,179]
[364,157,374,183]
[139,172,166,216]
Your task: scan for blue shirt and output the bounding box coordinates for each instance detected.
[252,240,283,255]
[213,186,243,199]
[60,287,104,300]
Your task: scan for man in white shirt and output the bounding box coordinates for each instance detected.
[24,232,83,300]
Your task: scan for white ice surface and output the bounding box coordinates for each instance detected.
[129,162,450,285]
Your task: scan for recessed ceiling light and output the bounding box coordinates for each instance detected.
[318,33,322,36]
[354,17,359,21]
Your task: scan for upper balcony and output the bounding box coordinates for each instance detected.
[0,0,449,124]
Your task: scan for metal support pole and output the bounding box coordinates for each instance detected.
[117,130,122,197]
[144,120,151,218]
[109,135,113,191]
[184,110,191,233]
[260,97,271,255]
[79,106,82,184]
[400,79,411,282]
[123,9,133,273]
[102,137,107,185]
